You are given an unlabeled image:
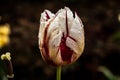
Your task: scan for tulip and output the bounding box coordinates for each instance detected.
[38,7,84,66]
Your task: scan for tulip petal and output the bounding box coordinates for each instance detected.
[55,7,74,36]
[55,8,67,35]
[69,13,84,55]
[60,36,73,63]
[48,29,62,59]
[41,10,55,22]
[38,10,55,44]
[64,7,74,33]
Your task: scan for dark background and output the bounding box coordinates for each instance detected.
[0,0,120,80]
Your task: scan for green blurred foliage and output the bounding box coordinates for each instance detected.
[111,31,120,42]
[98,66,120,80]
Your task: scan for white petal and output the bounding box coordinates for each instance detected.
[69,13,84,45]
[47,17,59,37]
[68,13,84,56]
[39,10,55,36]
[74,12,84,28]
[38,10,55,45]
[40,10,55,22]
[66,37,84,63]
[48,29,62,58]
[64,7,74,31]
[55,8,67,35]
[48,30,63,65]
[66,37,80,54]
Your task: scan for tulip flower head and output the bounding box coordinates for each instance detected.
[38,7,84,66]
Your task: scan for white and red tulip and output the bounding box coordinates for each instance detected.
[38,7,84,66]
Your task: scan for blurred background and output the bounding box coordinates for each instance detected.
[0,0,120,80]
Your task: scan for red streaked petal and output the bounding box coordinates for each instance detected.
[45,11,50,21]
[59,34,73,62]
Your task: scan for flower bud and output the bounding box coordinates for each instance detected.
[38,7,84,66]
[1,52,14,80]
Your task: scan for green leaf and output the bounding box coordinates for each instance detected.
[98,66,120,80]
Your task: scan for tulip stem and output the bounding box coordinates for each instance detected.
[56,66,61,80]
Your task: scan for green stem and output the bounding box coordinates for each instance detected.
[56,66,61,80]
